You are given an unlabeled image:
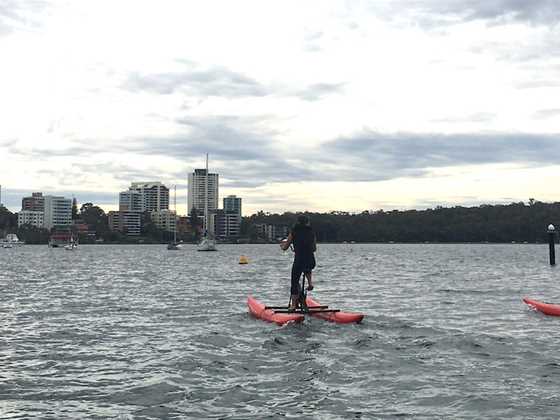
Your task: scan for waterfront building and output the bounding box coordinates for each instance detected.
[43,195,72,230]
[255,223,289,242]
[215,209,241,239]
[129,182,169,212]
[177,215,199,237]
[119,190,143,212]
[108,211,141,236]
[22,192,45,212]
[150,210,177,232]
[223,195,241,215]
[216,195,242,238]
[187,169,219,215]
[17,210,44,228]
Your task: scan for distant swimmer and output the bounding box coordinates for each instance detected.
[280,215,317,310]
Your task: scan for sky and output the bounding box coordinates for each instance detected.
[1,0,559,216]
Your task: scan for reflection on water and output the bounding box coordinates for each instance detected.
[0,243,558,418]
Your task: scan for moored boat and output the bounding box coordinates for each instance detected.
[1,233,24,247]
[197,154,217,252]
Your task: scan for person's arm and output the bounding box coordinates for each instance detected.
[280,233,293,251]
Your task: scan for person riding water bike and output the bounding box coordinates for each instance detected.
[280,215,317,310]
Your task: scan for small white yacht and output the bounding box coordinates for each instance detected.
[64,234,78,251]
[1,234,24,247]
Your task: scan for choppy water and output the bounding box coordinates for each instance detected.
[1,243,559,419]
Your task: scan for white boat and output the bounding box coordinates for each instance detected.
[198,236,216,252]
[1,233,24,247]
[64,234,78,251]
[198,153,216,252]
[167,185,181,250]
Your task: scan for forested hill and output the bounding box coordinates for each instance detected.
[246,201,560,243]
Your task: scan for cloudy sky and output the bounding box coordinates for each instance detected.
[1,0,559,215]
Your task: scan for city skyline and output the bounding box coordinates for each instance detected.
[2,1,560,214]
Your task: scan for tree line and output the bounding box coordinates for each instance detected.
[243,200,560,243]
[2,199,559,244]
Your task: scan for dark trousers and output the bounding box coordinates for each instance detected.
[291,264,311,295]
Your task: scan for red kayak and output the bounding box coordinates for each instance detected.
[306,296,364,324]
[523,297,560,316]
[247,296,304,325]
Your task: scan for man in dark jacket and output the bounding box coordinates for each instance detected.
[280,215,317,310]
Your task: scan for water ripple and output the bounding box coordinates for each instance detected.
[0,243,558,418]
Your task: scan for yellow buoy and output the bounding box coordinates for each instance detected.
[239,255,249,265]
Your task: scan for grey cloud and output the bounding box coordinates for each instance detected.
[120,114,314,187]
[125,62,344,102]
[516,80,560,89]
[124,66,270,97]
[294,83,345,101]
[303,30,324,52]
[413,0,560,25]
[1,187,118,211]
[9,143,96,159]
[460,0,560,24]
[0,0,49,36]
[321,131,560,182]
[114,123,560,186]
[433,112,495,123]
[534,109,560,119]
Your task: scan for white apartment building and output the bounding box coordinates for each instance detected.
[119,190,143,212]
[108,211,141,236]
[187,169,219,215]
[129,182,169,212]
[150,210,177,232]
[17,210,44,228]
[43,196,72,230]
[216,210,241,238]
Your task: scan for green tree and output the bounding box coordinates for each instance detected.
[17,224,50,244]
[79,203,109,240]
[0,206,17,235]
[189,207,202,240]
[72,197,79,220]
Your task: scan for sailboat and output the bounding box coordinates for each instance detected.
[198,153,217,252]
[64,232,78,251]
[167,185,181,250]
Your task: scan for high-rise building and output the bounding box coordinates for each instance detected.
[187,169,219,215]
[113,182,169,236]
[216,195,242,238]
[119,190,143,212]
[223,195,242,215]
[43,196,72,230]
[215,210,241,238]
[129,182,169,212]
[22,192,45,212]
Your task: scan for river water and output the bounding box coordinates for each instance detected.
[0,243,559,419]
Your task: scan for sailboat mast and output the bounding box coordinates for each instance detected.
[204,153,209,234]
